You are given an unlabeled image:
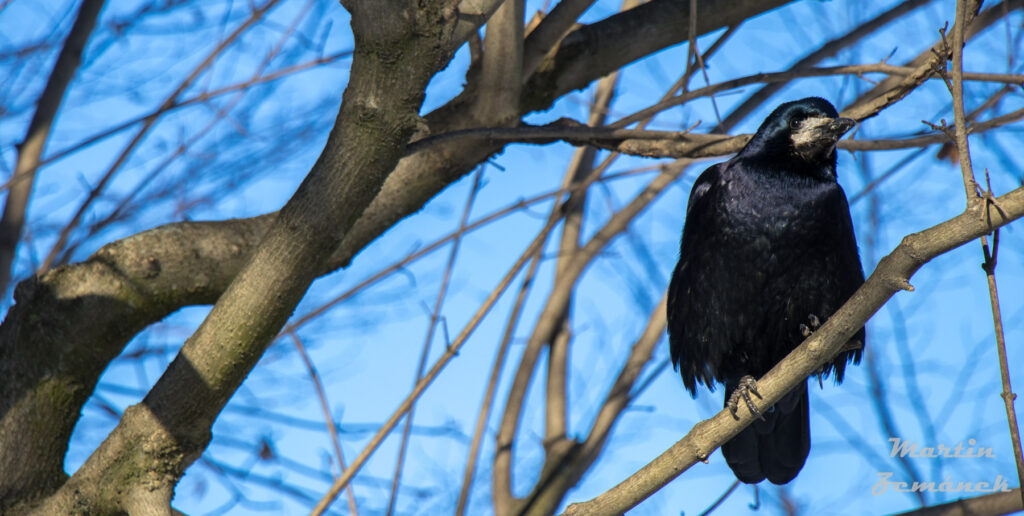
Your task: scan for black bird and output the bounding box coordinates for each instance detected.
[666,97,865,485]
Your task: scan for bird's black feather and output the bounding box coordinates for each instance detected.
[667,97,865,485]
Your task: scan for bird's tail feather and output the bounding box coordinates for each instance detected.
[721,382,810,485]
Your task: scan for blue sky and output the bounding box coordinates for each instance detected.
[2,0,1023,514]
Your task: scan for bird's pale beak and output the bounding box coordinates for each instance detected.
[828,117,856,140]
[790,116,856,162]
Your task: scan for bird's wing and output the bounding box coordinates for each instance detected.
[685,163,721,217]
[832,184,866,367]
[668,162,726,392]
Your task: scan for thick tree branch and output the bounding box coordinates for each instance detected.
[333,0,795,270]
[19,1,459,512]
[475,0,524,127]
[0,9,794,478]
[0,215,270,509]
[520,0,596,78]
[519,0,792,113]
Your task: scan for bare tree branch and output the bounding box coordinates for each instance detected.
[313,188,568,516]
[943,0,1024,504]
[386,169,481,515]
[521,0,596,78]
[38,0,286,274]
[891,489,1023,516]
[714,0,933,133]
[494,159,691,516]
[456,233,543,516]
[19,1,461,512]
[289,332,358,515]
[562,184,1024,515]
[474,0,524,124]
[405,103,1024,160]
[0,0,105,295]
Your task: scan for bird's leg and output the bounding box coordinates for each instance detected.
[799,313,821,338]
[727,375,765,421]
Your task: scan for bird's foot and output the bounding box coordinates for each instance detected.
[727,375,765,421]
[799,314,822,338]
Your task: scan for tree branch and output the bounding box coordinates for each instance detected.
[495,159,691,516]
[0,0,106,296]
[19,1,460,512]
[891,489,1022,516]
[944,0,1024,505]
[562,185,1024,515]
[0,215,271,510]
[521,0,596,78]
[0,9,795,479]
[334,0,795,271]
[714,0,932,132]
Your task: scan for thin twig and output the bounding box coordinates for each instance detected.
[948,1,980,201]
[60,0,320,266]
[38,0,284,273]
[687,0,721,125]
[288,332,358,516]
[311,198,569,516]
[455,241,544,516]
[494,159,691,515]
[578,294,668,469]
[979,223,1024,509]
[611,63,1023,130]
[1,49,352,190]
[716,0,932,133]
[699,480,740,516]
[866,346,928,505]
[386,169,483,515]
[0,0,106,295]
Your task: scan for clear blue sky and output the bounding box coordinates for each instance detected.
[2,0,1022,514]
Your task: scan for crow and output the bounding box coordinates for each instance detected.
[666,97,865,485]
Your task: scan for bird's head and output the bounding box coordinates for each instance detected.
[743,97,855,173]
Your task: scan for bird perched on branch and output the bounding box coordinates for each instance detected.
[667,97,865,485]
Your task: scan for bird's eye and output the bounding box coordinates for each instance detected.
[789,119,801,129]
